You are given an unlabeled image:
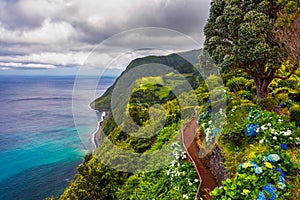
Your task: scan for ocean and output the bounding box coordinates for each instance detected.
[0,75,115,200]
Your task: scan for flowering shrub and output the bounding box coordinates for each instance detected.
[117,141,199,199]
[243,108,299,147]
[167,142,199,198]
[199,101,226,143]
[211,147,298,200]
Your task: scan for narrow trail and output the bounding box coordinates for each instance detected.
[182,118,217,200]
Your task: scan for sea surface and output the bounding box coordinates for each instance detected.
[0,75,115,200]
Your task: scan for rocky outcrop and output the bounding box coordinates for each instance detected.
[200,145,228,186]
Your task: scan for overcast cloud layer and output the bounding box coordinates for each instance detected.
[0,0,210,73]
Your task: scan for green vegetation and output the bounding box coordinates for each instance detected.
[204,0,298,100]
[91,49,202,111]
[116,142,199,200]
[206,75,300,199]
[202,2,300,197]
[211,147,298,199]
[59,49,204,200]
[290,105,300,127]
[57,1,300,199]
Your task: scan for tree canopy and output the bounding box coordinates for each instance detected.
[204,0,288,100]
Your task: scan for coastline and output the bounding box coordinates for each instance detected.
[90,109,108,151]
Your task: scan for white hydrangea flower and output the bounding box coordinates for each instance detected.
[259,139,264,144]
[267,123,272,127]
[171,160,176,167]
[271,129,275,133]
[295,137,300,145]
[166,169,171,176]
[183,194,189,199]
[261,125,267,130]
[282,130,291,136]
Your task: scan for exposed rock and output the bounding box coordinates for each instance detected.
[200,145,228,186]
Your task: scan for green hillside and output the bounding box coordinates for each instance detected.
[91,49,202,111]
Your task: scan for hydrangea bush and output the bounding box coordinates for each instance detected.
[211,147,298,200]
[243,108,300,147]
[166,142,199,199]
[117,141,200,199]
[198,100,226,143]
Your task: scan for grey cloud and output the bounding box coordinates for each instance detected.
[0,0,211,71]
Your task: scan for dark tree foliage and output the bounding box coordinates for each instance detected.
[60,155,130,200]
[204,0,287,100]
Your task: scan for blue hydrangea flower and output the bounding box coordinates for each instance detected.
[279,101,286,108]
[244,123,258,136]
[267,154,280,162]
[276,168,285,177]
[251,162,259,168]
[262,156,268,162]
[281,144,287,150]
[214,129,220,134]
[279,175,285,183]
[262,183,276,200]
[254,167,263,174]
[256,191,266,200]
[238,164,243,171]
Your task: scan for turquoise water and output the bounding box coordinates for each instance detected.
[0,76,114,199]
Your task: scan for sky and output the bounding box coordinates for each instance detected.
[0,0,211,76]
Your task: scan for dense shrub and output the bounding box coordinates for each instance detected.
[246,79,255,91]
[205,75,224,89]
[226,77,249,92]
[211,147,298,200]
[272,87,290,95]
[243,108,299,147]
[240,90,253,100]
[116,142,199,200]
[219,102,255,147]
[258,97,279,111]
[60,156,130,200]
[290,105,300,127]
[101,115,117,135]
[288,92,300,102]
[277,79,298,90]
[269,81,278,92]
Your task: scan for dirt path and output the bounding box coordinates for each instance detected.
[182,118,217,200]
